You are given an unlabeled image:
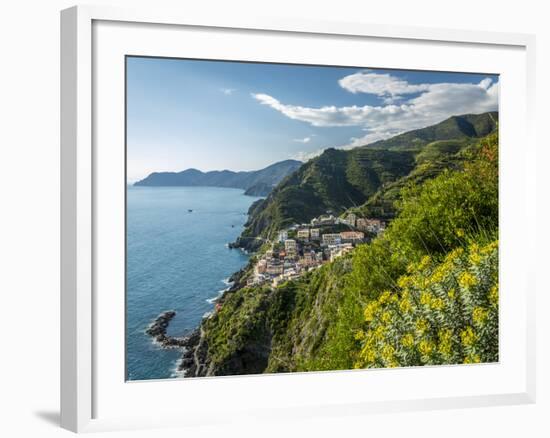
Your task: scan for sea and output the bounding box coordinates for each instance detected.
[126,186,261,381]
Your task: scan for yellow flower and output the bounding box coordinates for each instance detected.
[447,288,456,300]
[364,335,376,348]
[373,325,385,341]
[397,275,412,288]
[488,283,498,307]
[480,240,498,255]
[430,297,445,311]
[460,326,477,347]
[419,340,434,356]
[418,255,432,271]
[364,302,379,322]
[379,290,392,304]
[456,228,465,238]
[401,333,414,348]
[416,319,429,335]
[429,267,445,285]
[438,329,453,356]
[420,291,433,306]
[458,271,478,289]
[381,311,392,324]
[469,251,482,265]
[446,247,464,264]
[464,353,481,364]
[399,298,412,314]
[354,330,366,341]
[360,346,376,363]
[381,344,395,363]
[472,307,488,325]
[413,276,430,290]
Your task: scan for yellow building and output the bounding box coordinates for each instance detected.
[296,229,310,240]
[284,239,297,252]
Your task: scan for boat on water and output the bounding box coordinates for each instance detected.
[188,209,193,213]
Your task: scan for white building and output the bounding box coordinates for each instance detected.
[322,233,342,246]
[278,230,288,243]
[297,229,310,241]
[284,239,297,253]
[310,228,320,239]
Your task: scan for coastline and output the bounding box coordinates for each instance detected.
[127,185,261,380]
[178,265,251,377]
[145,263,251,378]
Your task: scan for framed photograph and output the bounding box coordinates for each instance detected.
[61,5,536,432]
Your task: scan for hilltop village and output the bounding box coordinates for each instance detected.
[247,213,385,288]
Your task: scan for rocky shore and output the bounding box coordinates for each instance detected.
[175,266,251,377]
[145,310,197,349]
[145,256,256,377]
[176,326,209,376]
[143,311,211,377]
[227,236,263,253]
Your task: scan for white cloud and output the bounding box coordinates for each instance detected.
[253,92,388,127]
[253,77,498,147]
[220,88,236,95]
[339,70,430,98]
[293,136,312,143]
[478,78,492,90]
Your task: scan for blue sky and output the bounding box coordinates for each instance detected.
[126,57,498,182]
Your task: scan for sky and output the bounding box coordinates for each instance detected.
[126,57,499,182]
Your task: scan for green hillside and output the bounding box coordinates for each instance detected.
[366,112,498,150]
[234,148,415,250]
[354,137,481,219]
[235,112,498,249]
[184,130,499,376]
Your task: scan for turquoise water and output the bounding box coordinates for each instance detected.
[126,186,260,381]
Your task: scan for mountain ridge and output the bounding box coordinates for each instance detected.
[134,159,302,196]
[234,111,498,250]
[363,111,498,150]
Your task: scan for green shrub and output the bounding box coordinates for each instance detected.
[354,240,498,368]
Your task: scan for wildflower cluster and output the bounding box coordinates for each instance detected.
[354,240,499,369]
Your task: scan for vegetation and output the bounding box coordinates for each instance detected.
[194,117,499,376]
[354,241,498,368]
[366,112,498,150]
[238,148,416,246]
[237,112,498,246]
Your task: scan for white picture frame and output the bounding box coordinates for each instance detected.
[60,4,536,433]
